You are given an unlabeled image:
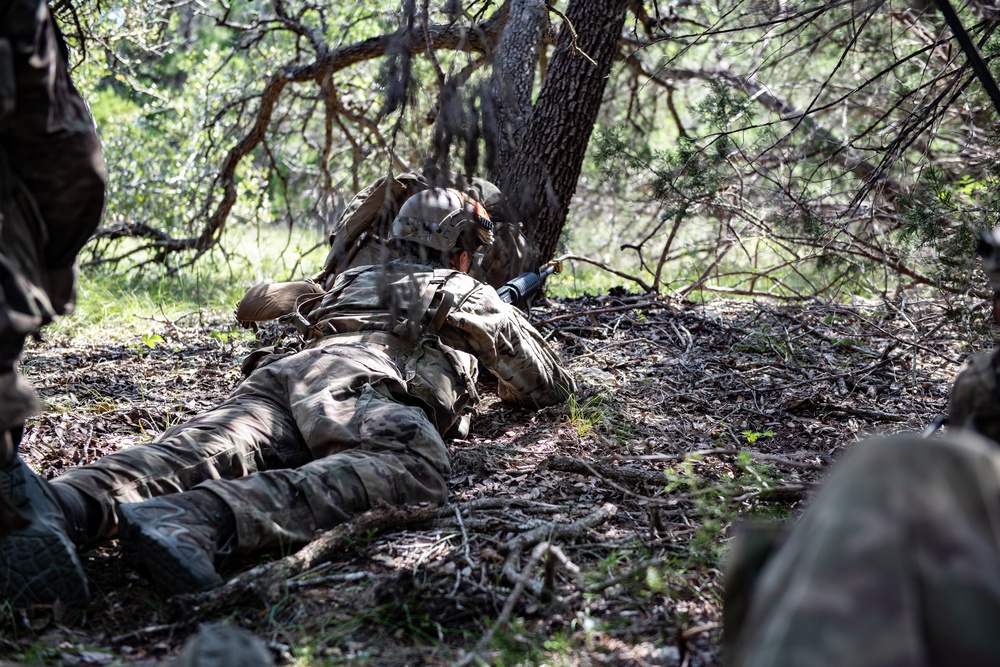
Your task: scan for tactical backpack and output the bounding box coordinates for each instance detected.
[235,171,536,328]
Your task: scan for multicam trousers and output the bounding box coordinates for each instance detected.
[726,432,1000,667]
[55,343,451,554]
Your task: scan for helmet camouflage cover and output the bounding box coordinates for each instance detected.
[389,188,494,253]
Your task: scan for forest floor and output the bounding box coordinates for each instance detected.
[0,290,989,666]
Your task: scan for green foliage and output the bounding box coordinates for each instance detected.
[742,429,773,444]
[663,452,784,567]
[140,332,165,350]
[897,166,995,291]
[566,393,607,438]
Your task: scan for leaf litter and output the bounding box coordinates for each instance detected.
[2,291,987,666]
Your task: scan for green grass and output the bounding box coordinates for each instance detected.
[547,267,640,298]
[52,225,327,341]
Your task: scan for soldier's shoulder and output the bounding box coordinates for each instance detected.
[440,270,494,298]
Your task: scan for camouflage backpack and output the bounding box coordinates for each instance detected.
[236,171,536,328]
[311,171,536,289]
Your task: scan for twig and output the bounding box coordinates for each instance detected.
[559,254,653,292]
[454,505,476,570]
[110,623,183,645]
[451,542,552,667]
[286,571,371,590]
[545,6,597,65]
[501,503,618,588]
[569,336,672,362]
[534,301,666,327]
[540,455,666,487]
[173,503,440,616]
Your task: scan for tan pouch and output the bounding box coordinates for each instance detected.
[235,281,325,325]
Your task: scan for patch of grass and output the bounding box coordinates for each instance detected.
[663,453,786,568]
[487,616,548,666]
[566,392,608,438]
[53,225,327,341]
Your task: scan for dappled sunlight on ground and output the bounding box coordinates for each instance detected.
[2,292,986,665]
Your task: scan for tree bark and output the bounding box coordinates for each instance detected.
[486,0,547,175]
[492,0,630,263]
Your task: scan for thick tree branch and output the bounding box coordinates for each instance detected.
[149,10,511,263]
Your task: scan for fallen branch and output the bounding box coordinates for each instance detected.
[173,502,440,616]
[500,503,617,590]
[539,455,666,487]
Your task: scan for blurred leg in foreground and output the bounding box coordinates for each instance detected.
[0,0,106,608]
[726,432,1000,667]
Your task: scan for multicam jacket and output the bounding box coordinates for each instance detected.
[305,261,575,434]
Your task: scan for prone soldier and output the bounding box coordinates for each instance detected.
[725,350,1000,666]
[0,188,575,608]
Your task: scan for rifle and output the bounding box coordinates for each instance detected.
[929,0,1000,116]
[922,414,947,438]
[496,258,564,308]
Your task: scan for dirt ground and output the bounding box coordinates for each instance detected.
[1,291,987,666]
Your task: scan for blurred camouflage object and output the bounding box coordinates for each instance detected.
[169,624,274,667]
[0,0,106,531]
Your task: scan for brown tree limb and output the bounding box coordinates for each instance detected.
[172,503,440,616]
[144,11,511,264]
[539,455,666,488]
[559,253,654,293]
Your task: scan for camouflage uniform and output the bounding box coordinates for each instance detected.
[0,0,106,457]
[726,431,1000,667]
[54,262,574,553]
[315,171,536,290]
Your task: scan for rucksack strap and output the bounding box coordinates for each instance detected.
[392,269,460,340]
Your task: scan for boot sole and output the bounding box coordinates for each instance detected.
[0,457,90,609]
[0,521,90,609]
[118,504,222,596]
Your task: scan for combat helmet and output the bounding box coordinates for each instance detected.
[949,350,1000,441]
[389,188,494,254]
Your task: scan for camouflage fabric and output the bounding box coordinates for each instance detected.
[172,623,274,667]
[54,262,574,554]
[0,0,106,433]
[726,431,1000,667]
[948,351,1000,441]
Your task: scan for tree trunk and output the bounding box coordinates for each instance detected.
[491,0,630,263]
[485,0,547,173]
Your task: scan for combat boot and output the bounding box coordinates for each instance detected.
[0,450,90,609]
[118,490,235,596]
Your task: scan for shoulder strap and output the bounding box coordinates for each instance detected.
[291,266,377,338]
[392,269,461,340]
